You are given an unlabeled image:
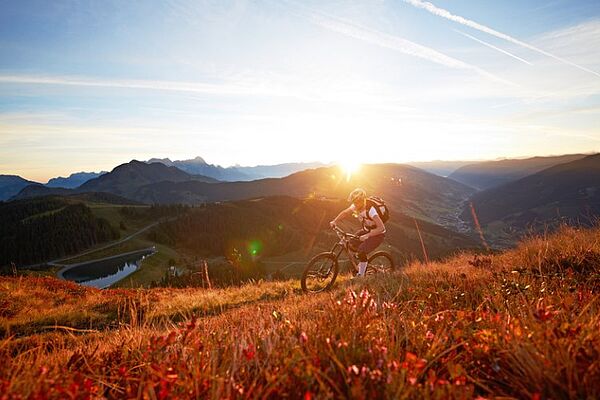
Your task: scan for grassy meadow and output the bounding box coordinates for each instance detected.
[1,226,599,399]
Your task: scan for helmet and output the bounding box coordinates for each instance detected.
[347,188,366,203]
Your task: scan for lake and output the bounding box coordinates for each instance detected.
[59,248,155,289]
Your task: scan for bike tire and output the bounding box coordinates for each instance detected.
[366,251,395,275]
[301,252,339,293]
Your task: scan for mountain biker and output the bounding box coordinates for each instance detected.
[329,188,386,277]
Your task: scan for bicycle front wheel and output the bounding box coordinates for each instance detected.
[301,252,339,293]
[367,251,395,275]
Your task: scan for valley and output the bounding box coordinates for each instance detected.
[3,153,600,289]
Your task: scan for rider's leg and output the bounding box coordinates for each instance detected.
[354,230,369,276]
[350,229,368,252]
[356,234,386,276]
[357,252,368,276]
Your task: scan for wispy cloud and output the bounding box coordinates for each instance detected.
[454,30,533,66]
[0,74,284,97]
[283,1,515,86]
[0,73,426,117]
[402,0,600,78]
[533,19,600,65]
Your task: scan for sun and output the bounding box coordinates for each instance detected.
[338,161,362,181]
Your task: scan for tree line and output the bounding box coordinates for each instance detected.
[0,198,119,268]
[119,204,190,220]
[147,196,341,259]
[145,197,343,286]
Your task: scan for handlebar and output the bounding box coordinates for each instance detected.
[332,225,359,240]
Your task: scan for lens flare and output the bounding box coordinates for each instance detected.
[248,240,262,257]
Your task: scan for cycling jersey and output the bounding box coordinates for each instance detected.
[350,204,387,234]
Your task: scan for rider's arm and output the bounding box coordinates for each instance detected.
[361,213,385,239]
[330,205,354,226]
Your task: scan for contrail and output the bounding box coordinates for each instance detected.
[455,30,533,66]
[0,74,280,97]
[285,1,515,86]
[402,0,600,78]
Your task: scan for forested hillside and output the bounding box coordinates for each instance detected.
[148,197,338,258]
[0,198,119,267]
[147,196,478,267]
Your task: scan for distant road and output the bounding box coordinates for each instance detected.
[24,217,174,269]
[54,220,164,265]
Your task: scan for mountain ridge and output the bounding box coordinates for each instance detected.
[11,162,475,237]
[131,163,475,233]
[449,154,588,190]
[46,171,108,188]
[0,175,39,201]
[11,161,218,201]
[465,153,600,245]
[145,157,328,181]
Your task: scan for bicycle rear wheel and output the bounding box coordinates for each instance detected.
[301,252,339,293]
[366,251,395,275]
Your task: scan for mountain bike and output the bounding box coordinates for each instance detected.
[301,226,394,293]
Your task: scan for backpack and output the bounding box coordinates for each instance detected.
[365,196,390,223]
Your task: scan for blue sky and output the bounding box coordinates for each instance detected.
[1,0,599,181]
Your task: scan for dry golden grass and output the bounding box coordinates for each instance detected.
[1,225,599,399]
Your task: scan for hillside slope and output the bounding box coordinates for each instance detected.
[407,160,474,177]
[134,163,475,232]
[78,160,218,196]
[10,163,474,237]
[12,161,218,201]
[449,154,587,190]
[147,196,478,273]
[465,154,600,245]
[1,225,599,398]
[0,175,38,201]
[0,197,119,267]
[11,184,73,199]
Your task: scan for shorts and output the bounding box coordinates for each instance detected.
[350,229,385,255]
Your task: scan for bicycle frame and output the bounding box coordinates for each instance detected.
[331,227,360,273]
[301,226,394,293]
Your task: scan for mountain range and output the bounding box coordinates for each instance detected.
[0,172,106,200]
[146,157,328,181]
[46,171,108,188]
[146,157,248,181]
[406,160,475,177]
[13,161,218,201]
[465,153,600,246]
[99,162,475,230]
[0,175,37,201]
[10,160,475,237]
[1,158,327,201]
[6,152,600,250]
[448,154,587,190]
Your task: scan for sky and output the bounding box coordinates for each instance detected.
[1,0,599,182]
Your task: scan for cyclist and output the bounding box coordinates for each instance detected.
[329,188,386,277]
